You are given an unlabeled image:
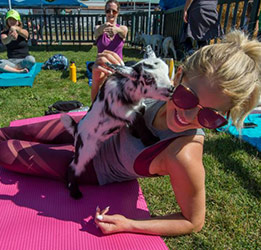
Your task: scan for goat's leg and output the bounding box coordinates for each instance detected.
[67,139,99,199]
[66,164,83,199]
[129,111,159,146]
[171,47,177,60]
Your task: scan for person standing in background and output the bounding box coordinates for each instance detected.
[180,0,223,55]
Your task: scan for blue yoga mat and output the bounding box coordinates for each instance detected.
[217,113,261,151]
[0,62,43,87]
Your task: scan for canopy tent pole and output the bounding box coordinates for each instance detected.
[147,0,151,34]
[8,0,12,9]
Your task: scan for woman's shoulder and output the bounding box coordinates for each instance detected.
[150,134,204,176]
[167,134,204,167]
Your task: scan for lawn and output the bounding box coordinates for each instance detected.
[0,45,260,249]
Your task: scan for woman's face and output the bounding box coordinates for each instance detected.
[7,17,18,27]
[105,2,119,23]
[166,70,232,133]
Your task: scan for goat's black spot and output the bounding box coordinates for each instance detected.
[132,79,139,88]
[144,76,155,86]
[74,135,83,164]
[105,99,130,123]
[98,81,106,101]
[102,126,121,136]
[114,80,134,105]
[94,119,108,133]
[133,64,142,74]
[143,62,154,69]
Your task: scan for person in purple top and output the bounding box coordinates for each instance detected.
[92,0,128,101]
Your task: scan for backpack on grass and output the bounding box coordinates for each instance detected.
[42,54,69,70]
[45,100,84,115]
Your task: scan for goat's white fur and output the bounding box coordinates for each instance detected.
[61,46,173,198]
[162,36,177,60]
[135,32,164,56]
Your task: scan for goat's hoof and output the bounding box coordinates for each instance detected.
[70,189,83,200]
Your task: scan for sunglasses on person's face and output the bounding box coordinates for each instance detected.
[172,84,229,129]
[105,9,118,15]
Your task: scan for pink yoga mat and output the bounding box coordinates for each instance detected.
[1,115,168,250]
[10,112,87,127]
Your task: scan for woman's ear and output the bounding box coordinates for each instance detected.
[173,66,183,87]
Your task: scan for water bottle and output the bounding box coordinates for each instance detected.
[70,61,77,83]
[163,58,175,81]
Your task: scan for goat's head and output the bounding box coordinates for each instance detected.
[106,52,174,101]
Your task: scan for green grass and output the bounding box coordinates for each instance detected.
[0,45,260,249]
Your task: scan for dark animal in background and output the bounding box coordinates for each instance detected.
[61,46,174,199]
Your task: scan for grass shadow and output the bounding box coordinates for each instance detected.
[29,44,93,52]
[204,134,260,199]
[60,69,87,80]
[123,47,143,59]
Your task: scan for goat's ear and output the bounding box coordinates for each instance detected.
[144,45,156,59]
[106,63,138,81]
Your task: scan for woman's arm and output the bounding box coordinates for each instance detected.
[94,23,108,40]
[104,25,128,40]
[1,32,13,45]
[91,50,124,102]
[14,26,29,40]
[114,25,128,40]
[183,0,193,23]
[95,135,206,236]
[1,26,29,45]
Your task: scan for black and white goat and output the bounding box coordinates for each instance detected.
[61,46,174,199]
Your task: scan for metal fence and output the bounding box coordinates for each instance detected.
[0,0,260,47]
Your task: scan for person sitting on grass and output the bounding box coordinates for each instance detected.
[0,30,260,236]
[0,9,35,73]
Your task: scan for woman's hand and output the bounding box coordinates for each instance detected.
[104,24,119,37]
[8,27,18,40]
[19,68,29,73]
[183,11,188,23]
[95,206,131,234]
[92,50,124,85]
[91,50,124,101]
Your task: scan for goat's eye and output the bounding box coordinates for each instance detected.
[143,62,154,69]
[143,74,155,85]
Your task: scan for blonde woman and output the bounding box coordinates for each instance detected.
[0,30,260,236]
[0,9,35,73]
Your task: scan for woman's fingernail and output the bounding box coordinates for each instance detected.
[108,70,113,75]
[96,215,103,221]
[96,206,99,212]
[105,206,110,210]
[121,61,125,66]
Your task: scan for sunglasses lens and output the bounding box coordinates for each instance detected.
[172,85,198,109]
[198,109,228,129]
[106,9,117,14]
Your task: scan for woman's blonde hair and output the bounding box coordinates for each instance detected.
[183,30,261,129]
